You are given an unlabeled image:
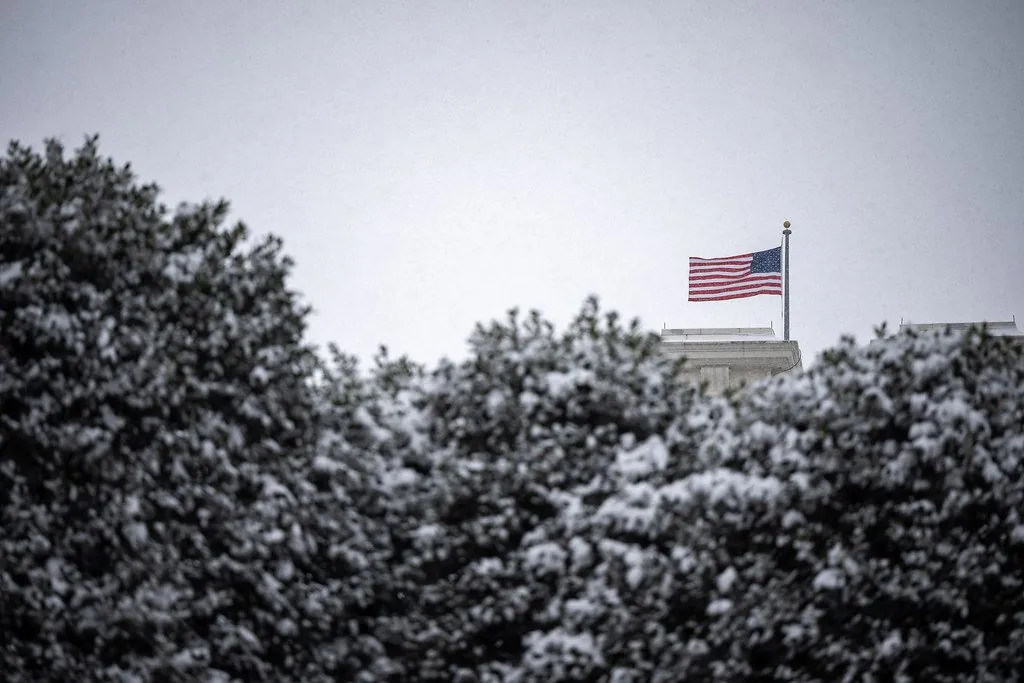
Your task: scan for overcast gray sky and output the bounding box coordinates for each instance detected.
[3,1,1022,368]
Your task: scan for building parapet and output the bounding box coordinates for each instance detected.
[660,326,802,395]
[897,320,1021,337]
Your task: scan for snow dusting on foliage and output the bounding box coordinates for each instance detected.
[3,137,1023,681]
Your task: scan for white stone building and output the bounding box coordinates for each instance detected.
[662,319,1021,395]
[659,327,803,395]
[866,319,1023,348]
[896,319,1022,339]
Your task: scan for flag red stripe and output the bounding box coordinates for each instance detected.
[688,259,752,268]
[689,253,752,263]
[688,288,782,302]
[690,280,782,296]
[689,265,752,275]
[689,272,783,283]
[688,282,782,296]
[692,282,778,294]
[690,273,782,286]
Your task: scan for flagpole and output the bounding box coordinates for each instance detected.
[782,220,792,341]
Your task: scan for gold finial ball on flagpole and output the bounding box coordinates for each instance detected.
[783,220,791,229]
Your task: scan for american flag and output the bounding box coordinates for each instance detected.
[688,246,783,302]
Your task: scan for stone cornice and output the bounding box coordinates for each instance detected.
[660,340,802,370]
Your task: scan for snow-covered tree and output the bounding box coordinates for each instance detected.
[369,299,703,680]
[0,137,330,681]
[352,315,1023,682]
[4,137,1022,682]
[683,326,1024,681]
[493,325,1024,682]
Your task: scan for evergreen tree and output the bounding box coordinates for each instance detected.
[374,298,701,680]
[3,136,1022,682]
[0,137,320,680]
[492,326,1024,681]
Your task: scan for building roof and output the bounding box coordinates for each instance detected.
[660,327,778,342]
[898,320,1022,337]
[659,326,803,381]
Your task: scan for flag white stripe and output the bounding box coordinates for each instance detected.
[688,268,753,276]
[690,275,782,289]
[690,280,782,292]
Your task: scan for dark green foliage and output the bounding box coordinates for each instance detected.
[1,137,343,681]
[3,137,1022,681]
